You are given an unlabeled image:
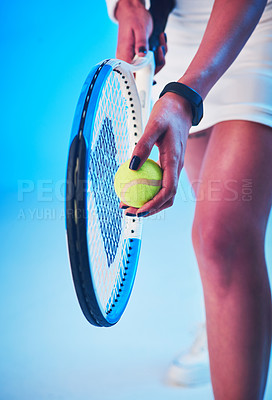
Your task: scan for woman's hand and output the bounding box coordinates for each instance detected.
[115,0,167,73]
[120,93,193,217]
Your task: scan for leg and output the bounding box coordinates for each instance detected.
[166,129,212,387]
[192,121,272,399]
[184,128,212,195]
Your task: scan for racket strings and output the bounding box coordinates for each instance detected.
[86,71,132,313]
[89,116,122,267]
[105,238,131,314]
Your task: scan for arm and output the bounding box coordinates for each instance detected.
[115,0,153,61]
[113,0,167,71]
[180,0,268,99]
[126,0,268,217]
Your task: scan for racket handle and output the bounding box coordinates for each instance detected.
[148,0,175,52]
[134,0,175,129]
[133,52,155,128]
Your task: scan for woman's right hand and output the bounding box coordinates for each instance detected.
[120,92,193,217]
[115,0,167,73]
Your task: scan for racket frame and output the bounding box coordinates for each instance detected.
[66,53,155,326]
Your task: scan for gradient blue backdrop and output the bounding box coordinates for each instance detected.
[1,0,119,193]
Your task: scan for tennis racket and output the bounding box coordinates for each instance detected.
[66,0,175,327]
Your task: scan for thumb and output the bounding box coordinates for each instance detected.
[129,125,160,171]
[116,26,136,63]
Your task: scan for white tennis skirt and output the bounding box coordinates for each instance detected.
[152,0,272,134]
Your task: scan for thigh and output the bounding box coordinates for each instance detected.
[184,127,212,195]
[194,120,272,238]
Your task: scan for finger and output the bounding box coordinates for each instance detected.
[136,161,179,215]
[119,201,129,210]
[123,191,176,218]
[159,32,168,52]
[134,28,149,57]
[139,197,175,217]
[119,201,139,216]
[154,46,166,74]
[153,32,168,74]
[116,27,135,63]
[121,159,181,218]
[124,206,139,217]
[129,118,163,171]
[144,149,181,218]
[154,45,166,74]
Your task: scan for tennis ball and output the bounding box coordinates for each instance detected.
[114,159,162,208]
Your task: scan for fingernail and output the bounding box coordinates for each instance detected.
[161,45,166,56]
[164,32,167,43]
[129,155,141,170]
[138,46,147,54]
[126,212,137,217]
[137,211,149,218]
[121,205,129,209]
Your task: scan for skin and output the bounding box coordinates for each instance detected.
[115,0,167,73]
[186,124,272,399]
[114,0,272,398]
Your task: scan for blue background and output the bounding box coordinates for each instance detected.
[0,0,117,192]
[1,1,271,399]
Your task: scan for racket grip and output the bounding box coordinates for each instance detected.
[148,0,175,52]
[134,53,155,129]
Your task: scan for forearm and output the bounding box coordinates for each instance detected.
[115,0,145,20]
[179,0,268,99]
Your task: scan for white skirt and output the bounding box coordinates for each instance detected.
[152,0,272,134]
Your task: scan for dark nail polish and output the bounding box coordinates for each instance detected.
[129,155,141,170]
[121,205,129,209]
[161,45,166,57]
[126,212,137,217]
[164,32,167,43]
[137,211,149,218]
[138,46,147,54]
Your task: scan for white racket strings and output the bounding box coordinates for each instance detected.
[86,71,131,313]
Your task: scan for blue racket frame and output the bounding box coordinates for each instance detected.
[66,60,142,327]
[66,0,175,327]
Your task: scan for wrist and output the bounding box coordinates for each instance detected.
[115,0,146,20]
[161,92,193,130]
[178,72,213,101]
[160,82,203,126]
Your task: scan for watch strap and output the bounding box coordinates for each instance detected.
[159,82,203,126]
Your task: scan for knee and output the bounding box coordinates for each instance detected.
[192,210,264,292]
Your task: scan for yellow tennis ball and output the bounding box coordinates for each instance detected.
[114,159,162,208]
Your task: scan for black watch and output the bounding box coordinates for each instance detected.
[159,82,203,126]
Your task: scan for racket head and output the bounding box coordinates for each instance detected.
[66,59,145,327]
